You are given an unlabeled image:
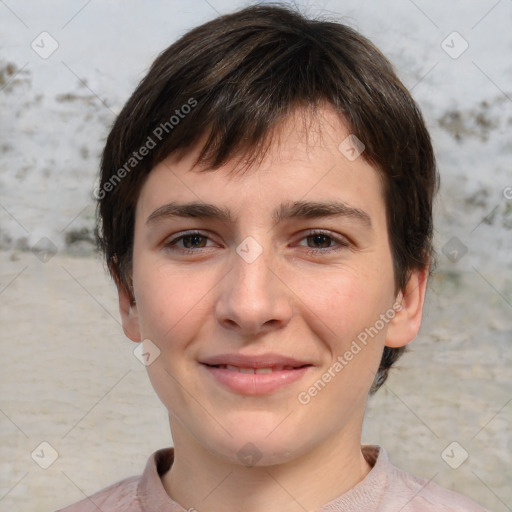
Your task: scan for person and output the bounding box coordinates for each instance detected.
[58,3,490,511]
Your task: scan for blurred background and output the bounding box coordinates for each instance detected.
[0,0,511,510]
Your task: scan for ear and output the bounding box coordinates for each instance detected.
[117,280,142,343]
[385,266,429,348]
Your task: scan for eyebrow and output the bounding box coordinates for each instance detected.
[146,200,373,229]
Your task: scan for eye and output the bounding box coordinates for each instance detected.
[164,229,351,255]
[297,230,350,255]
[164,231,215,253]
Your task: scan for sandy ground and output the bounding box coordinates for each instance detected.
[0,249,510,511]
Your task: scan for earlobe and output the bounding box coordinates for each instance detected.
[385,266,429,348]
[117,281,142,343]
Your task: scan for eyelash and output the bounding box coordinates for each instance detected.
[164,229,350,255]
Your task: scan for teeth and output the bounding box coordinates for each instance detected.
[255,368,272,374]
[215,365,297,373]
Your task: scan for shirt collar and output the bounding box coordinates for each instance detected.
[137,446,183,511]
[137,445,389,511]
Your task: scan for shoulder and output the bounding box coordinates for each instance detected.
[380,450,490,512]
[54,447,176,512]
[55,475,141,512]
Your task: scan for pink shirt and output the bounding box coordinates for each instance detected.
[56,445,490,511]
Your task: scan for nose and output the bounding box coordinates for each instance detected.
[215,241,293,337]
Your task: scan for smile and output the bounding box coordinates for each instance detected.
[211,364,302,373]
[201,362,312,395]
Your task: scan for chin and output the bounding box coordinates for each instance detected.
[197,416,315,468]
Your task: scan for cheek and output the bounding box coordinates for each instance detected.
[132,260,199,342]
[294,265,391,338]
[132,254,223,355]
[291,267,395,397]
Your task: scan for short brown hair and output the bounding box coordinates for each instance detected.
[95,2,439,394]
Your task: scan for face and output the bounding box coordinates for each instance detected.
[119,106,426,466]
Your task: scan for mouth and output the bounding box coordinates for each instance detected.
[199,354,313,395]
[204,363,311,374]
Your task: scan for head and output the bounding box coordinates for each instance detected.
[95,3,438,463]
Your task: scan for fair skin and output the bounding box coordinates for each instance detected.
[118,105,428,512]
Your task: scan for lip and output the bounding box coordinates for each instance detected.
[199,352,311,369]
[199,352,313,395]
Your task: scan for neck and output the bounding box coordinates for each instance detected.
[162,419,373,512]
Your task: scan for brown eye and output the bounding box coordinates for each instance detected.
[298,230,350,254]
[306,233,333,249]
[165,231,214,252]
[180,234,208,249]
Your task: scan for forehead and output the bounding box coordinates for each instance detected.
[135,105,386,227]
